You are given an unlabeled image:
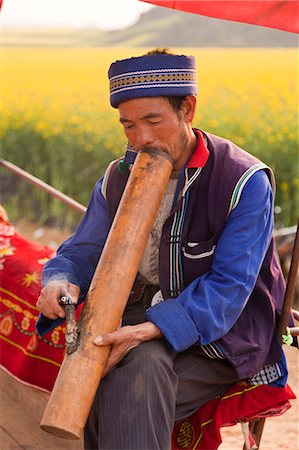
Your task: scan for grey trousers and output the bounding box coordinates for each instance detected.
[84,301,238,450]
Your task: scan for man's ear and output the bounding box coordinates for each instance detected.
[181,95,197,123]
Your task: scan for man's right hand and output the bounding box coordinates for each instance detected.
[36,281,80,320]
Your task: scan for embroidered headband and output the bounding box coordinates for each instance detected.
[108,53,198,108]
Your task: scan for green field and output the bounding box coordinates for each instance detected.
[1,48,298,227]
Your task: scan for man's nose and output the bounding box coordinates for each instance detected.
[135,129,154,150]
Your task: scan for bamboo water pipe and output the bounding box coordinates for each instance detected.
[40,148,174,439]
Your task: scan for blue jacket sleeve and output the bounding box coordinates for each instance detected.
[145,170,274,352]
[36,177,111,335]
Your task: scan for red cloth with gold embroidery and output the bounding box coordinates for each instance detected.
[0,217,65,391]
[172,383,295,449]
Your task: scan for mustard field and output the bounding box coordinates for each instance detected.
[1,48,298,226]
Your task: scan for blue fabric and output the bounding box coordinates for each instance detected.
[145,170,274,349]
[108,53,198,108]
[144,168,288,385]
[275,352,288,387]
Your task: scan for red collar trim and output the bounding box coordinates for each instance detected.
[186,129,210,169]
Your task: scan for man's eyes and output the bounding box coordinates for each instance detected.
[123,120,161,129]
[148,120,161,125]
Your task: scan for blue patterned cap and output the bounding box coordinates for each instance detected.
[108,53,198,108]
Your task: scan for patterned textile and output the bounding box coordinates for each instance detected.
[250,362,282,385]
[0,217,81,391]
[108,53,198,107]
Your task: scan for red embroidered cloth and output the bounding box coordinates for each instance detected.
[0,217,296,448]
[172,383,295,449]
[0,217,65,391]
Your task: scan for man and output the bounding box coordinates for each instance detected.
[37,49,288,450]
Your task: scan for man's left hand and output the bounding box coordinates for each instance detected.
[93,321,162,377]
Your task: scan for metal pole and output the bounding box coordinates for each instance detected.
[0,159,86,214]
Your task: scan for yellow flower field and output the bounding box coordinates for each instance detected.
[1,48,298,226]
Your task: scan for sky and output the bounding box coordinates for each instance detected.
[1,0,154,29]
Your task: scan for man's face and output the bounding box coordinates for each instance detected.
[118,96,195,170]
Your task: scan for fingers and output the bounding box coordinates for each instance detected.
[93,322,162,347]
[93,323,162,377]
[93,326,135,346]
[36,281,80,320]
[93,326,139,377]
[66,283,80,303]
